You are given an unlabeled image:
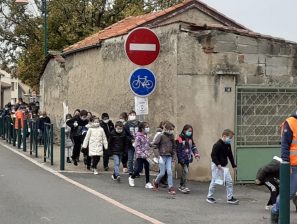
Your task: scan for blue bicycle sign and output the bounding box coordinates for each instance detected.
[129,68,156,97]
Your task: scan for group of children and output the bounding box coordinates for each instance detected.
[64,109,206,196]
[64,109,242,201]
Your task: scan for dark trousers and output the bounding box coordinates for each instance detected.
[82,147,92,168]
[103,149,109,168]
[122,153,128,168]
[264,178,279,206]
[72,135,82,161]
[92,156,100,169]
[132,158,150,183]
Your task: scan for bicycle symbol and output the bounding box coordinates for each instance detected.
[132,76,154,89]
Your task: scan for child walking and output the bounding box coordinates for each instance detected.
[176,124,200,193]
[152,122,176,195]
[82,117,108,175]
[206,129,239,205]
[108,121,128,182]
[65,114,73,163]
[128,122,154,189]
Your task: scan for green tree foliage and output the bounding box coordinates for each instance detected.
[0,0,182,90]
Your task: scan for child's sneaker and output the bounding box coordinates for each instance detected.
[178,186,187,193]
[265,205,273,211]
[116,175,121,182]
[168,187,176,195]
[123,168,128,173]
[111,174,116,180]
[93,169,99,175]
[153,179,159,190]
[184,187,190,193]
[206,198,216,204]
[128,176,135,187]
[145,182,154,189]
[227,197,239,205]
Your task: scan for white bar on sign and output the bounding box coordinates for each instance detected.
[130,43,156,51]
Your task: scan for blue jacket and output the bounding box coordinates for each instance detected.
[281,115,297,162]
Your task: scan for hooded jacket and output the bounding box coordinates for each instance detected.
[152,132,176,158]
[108,130,128,155]
[211,139,236,168]
[100,120,114,139]
[256,156,281,183]
[135,132,151,159]
[82,124,108,156]
[176,133,200,164]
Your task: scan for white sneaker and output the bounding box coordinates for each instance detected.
[265,205,273,210]
[93,169,99,175]
[145,182,154,189]
[128,176,135,187]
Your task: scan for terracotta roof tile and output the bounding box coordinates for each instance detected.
[63,0,249,55]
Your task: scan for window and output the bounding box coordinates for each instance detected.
[11,82,14,91]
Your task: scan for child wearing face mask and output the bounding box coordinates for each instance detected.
[65,114,74,163]
[66,110,89,166]
[176,124,200,193]
[100,113,115,171]
[119,112,129,173]
[206,129,239,205]
[152,122,177,195]
[128,122,154,189]
[82,117,108,175]
[124,110,140,176]
[108,121,129,181]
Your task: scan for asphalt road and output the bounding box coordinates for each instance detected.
[1,143,297,224]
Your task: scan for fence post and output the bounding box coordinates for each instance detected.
[17,119,21,149]
[60,127,65,170]
[29,121,32,155]
[43,124,47,162]
[279,161,290,224]
[50,124,54,165]
[34,121,38,158]
[12,118,16,147]
[2,116,6,140]
[23,120,27,152]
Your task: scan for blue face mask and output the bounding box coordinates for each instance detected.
[225,137,232,145]
[185,131,192,137]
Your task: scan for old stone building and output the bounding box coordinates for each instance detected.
[40,0,297,181]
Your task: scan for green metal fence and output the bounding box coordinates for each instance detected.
[0,117,54,166]
[235,86,297,182]
[44,123,54,165]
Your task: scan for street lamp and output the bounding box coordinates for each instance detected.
[16,0,48,56]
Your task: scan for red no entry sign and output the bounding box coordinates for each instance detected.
[125,27,160,66]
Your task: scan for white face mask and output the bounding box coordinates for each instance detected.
[103,119,109,124]
[145,127,150,133]
[119,119,125,123]
[129,115,136,121]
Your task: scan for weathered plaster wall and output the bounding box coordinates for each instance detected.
[41,22,297,180]
[175,29,297,181]
[159,8,224,26]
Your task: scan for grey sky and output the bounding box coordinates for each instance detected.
[202,0,297,42]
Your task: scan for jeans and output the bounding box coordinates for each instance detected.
[128,146,135,175]
[207,162,233,200]
[113,155,121,177]
[132,158,150,183]
[155,156,173,188]
[272,166,297,214]
[180,163,189,187]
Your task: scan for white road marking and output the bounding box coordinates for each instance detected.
[0,143,165,224]
[130,43,156,51]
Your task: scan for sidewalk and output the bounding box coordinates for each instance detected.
[1,139,297,224]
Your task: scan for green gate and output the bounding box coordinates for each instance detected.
[235,86,297,183]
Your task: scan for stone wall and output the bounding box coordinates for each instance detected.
[40,22,297,180]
